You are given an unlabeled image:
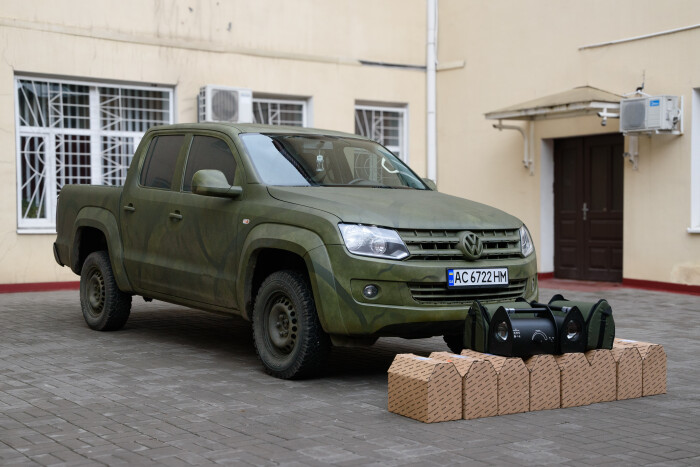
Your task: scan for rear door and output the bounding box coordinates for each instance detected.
[120,133,188,294]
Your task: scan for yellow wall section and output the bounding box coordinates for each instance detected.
[436,0,700,285]
[0,0,427,284]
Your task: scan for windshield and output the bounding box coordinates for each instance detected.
[240,133,427,189]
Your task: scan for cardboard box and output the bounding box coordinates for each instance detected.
[430,352,498,420]
[387,354,462,423]
[461,349,529,415]
[554,353,592,408]
[611,342,643,400]
[524,354,560,411]
[614,339,667,396]
[584,349,616,403]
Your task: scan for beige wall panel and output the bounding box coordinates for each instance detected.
[0,8,426,284]
[579,30,700,284]
[436,0,700,285]
[0,0,425,66]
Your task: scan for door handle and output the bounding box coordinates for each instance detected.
[169,211,183,221]
[582,202,589,221]
[123,204,136,213]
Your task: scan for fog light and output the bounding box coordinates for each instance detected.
[363,284,379,299]
[488,306,558,357]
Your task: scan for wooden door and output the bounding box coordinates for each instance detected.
[554,134,623,281]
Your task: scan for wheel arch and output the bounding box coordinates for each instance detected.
[238,223,348,335]
[71,207,132,292]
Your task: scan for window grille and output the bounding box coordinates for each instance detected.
[252,97,307,127]
[15,77,173,231]
[354,105,408,162]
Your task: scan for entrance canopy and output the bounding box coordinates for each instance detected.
[485,86,621,121]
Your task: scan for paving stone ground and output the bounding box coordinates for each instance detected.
[0,286,699,466]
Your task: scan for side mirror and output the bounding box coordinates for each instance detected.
[191,170,242,199]
[422,178,437,191]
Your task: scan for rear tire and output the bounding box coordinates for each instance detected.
[80,251,131,331]
[252,270,330,379]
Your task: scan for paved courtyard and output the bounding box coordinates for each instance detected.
[1,285,699,466]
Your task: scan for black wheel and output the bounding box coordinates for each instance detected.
[80,251,132,331]
[443,333,465,354]
[252,270,330,379]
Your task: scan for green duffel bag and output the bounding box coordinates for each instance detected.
[547,294,615,350]
[463,299,534,352]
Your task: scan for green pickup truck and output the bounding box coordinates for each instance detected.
[54,122,538,378]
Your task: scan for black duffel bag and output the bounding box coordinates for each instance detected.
[463,299,534,353]
[547,294,615,350]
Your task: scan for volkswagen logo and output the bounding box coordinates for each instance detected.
[459,231,483,261]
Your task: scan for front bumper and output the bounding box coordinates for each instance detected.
[53,242,64,267]
[309,244,538,337]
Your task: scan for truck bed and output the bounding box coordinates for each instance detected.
[54,184,123,272]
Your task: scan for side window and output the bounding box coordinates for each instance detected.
[140,135,185,189]
[183,136,237,192]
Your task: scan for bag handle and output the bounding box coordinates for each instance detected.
[548,293,567,304]
[530,300,576,312]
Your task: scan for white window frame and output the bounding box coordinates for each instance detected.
[14,75,174,233]
[252,96,309,127]
[690,88,700,233]
[354,104,409,163]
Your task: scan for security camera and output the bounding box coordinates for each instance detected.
[597,109,618,127]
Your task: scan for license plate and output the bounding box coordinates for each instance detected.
[447,268,509,289]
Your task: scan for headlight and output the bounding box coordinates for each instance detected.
[519,225,534,257]
[338,224,409,260]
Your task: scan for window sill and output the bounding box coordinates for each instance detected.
[687,227,700,234]
[17,228,57,235]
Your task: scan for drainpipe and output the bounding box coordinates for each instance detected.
[426,0,438,183]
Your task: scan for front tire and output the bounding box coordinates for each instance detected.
[252,270,330,379]
[80,251,132,331]
[443,333,465,354]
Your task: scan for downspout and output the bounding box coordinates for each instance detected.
[426,0,438,182]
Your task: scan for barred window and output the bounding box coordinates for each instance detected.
[252,97,307,127]
[15,77,173,231]
[354,104,408,162]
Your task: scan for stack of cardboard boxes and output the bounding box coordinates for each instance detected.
[387,339,666,423]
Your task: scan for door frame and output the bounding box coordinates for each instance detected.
[540,133,624,281]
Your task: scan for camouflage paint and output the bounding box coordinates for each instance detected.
[54,122,539,339]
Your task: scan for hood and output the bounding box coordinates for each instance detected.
[267,186,522,230]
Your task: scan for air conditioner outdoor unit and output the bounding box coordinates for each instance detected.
[619,95,682,134]
[198,85,253,123]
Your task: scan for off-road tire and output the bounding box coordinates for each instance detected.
[252,270,330,379]
[80,251,132,331]
[443,333,465,354]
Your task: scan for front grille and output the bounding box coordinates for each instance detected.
[398,229,521,261]
[408,278,528,305]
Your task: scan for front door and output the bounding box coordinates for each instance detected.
[167,134,242,308]
[554,134,623,281]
